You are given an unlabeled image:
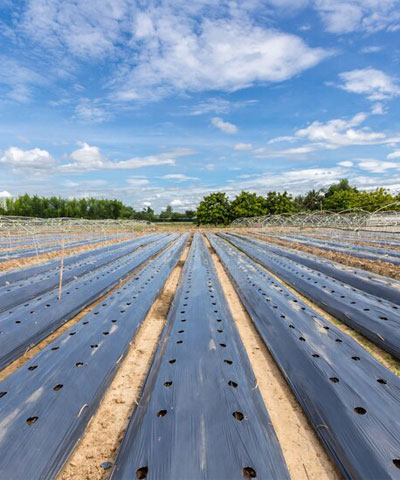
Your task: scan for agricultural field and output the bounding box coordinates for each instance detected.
[1,221,400,480]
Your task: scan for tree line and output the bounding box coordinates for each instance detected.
[1,180,399,224]
[0,194,194,222]
[196,180,400,225]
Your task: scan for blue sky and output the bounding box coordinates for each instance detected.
[1,0,400,212]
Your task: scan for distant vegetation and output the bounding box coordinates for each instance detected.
[1,180,399,225]
[0,195,194,222]
[196,180,400,225]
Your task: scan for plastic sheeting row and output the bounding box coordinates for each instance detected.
[0,234,176,370]
[261,232,400,265]
[111,233,289,480]
[0,233,188,480]
[209,233,400,480]
[222,233,400,359]
[0,234,163,312]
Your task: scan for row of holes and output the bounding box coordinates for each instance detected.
[136,238,255,479]
[237,239,398,318]
[2,242,166,327]
[0,241,178,429]
[217,237,400,470]
[1,240,141,291]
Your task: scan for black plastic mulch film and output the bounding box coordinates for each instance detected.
[0,233,175,371]
[261,232,400,266]
[279,233,400,260]
[0,233,124,261]
[238,233,400,305]
[0,233,188,480]
[208,233,400,480]
[111,233,289,480]
[223,233,400,359]
[0,234,163,312]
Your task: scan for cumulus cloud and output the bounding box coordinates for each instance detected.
[110,11,331,101]
[234,143,252,151]
[294,112,400,148]
[337,68,400,101]
[263,112,400,158]
[211,117,238,134]
[61,144,195,172]
[0,191,12,198]
[1,143,196,175]
[0,146,57,174]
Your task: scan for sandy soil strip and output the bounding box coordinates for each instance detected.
[0,241,170,382]
[57,243,190,480]
[205,236,341,480]
[245,231,400,281]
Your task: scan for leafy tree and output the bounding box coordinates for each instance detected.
[196,192,232,226]
[323,190,359,211]
[324,179,358,198]
[297,189,324,211]
[231,191,267,219]
[265,191,295,214]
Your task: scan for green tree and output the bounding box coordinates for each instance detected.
[231,191,267,219]
[324,179,358,198]
[265,191,295,214]
[196,192,232,226]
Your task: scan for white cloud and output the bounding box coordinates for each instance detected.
[187,98,256,116]
[338,160,354,167]
[371,103,386,115]
[254,145,318,157]
[75,99,109,123]
[294,112,400,148]
[314,0,400,34]
[0,191,12,198]
[170,199,184,207]
[264,112,400,158]
[361,46,383,53]
[161,174,199,181]
[111,14,331,101]
[234,143,252,151]
[337,68,400,101]
[61,144,196,173]
[211,117,238,134]
[126,177,150,186]
[0,146,57,174]
[0,56,47,102]
[268,136,297,144]
[1,143,196,175]
[358,158,399,173]
[387,150,400,159]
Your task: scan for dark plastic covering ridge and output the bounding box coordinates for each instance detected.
[0,234,165,312]
[222,233,400,359]
[233,232,400,305]
[111,233,289,480]
[0,233,188,480]
[0,233,176,370]
[209,233,400,480]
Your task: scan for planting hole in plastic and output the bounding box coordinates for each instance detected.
[136,466,148,479]
[243,467,257,478]
[354,407,367,415]
[233,411,244,421]
[26,416,38,425]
